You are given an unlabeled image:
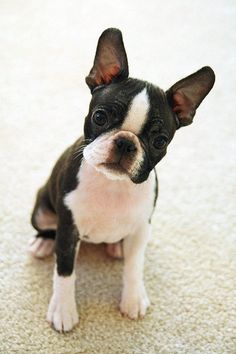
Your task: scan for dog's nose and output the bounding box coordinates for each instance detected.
[115,138,137,153]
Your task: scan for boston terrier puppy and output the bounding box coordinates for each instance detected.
[28,28,215,332]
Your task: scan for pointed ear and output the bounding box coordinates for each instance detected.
[166,66,215,127]
[85,28,129,92]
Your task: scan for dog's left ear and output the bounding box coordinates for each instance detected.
[166,66,215,127]
[86,28,129,92]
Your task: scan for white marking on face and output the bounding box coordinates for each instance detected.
[121,87,149,135]
[83,130,144,181]
[83,131,117,166]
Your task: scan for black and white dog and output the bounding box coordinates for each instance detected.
[29,28,215,331]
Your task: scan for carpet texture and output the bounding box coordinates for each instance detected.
[0,1,236,353]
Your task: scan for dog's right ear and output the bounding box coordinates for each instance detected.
[86,28,129,92]
[166,66,215,127]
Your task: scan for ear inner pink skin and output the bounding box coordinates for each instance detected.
[92,63,121,87]
[172,91,194,120]
[100,63,121,85]
[86,29,128,91]
[168,66,215,126]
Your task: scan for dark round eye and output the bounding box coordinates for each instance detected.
[92,110,108,126]
[153,135,168,149]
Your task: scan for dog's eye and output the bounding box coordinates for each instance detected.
[153,135,168,149]
[92,110,108,126]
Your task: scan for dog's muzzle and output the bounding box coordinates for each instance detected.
[83,131,144,181]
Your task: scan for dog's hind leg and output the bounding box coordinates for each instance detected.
[28,186,57,258]
[106,241,123,259]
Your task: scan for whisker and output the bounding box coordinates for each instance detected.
[73,150,84,160]
[73,145,86,156]
[72,138,93,160]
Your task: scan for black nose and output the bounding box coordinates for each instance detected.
[115,138,137,153]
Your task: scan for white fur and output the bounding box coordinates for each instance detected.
[83,130,127,181]
[47,270,78,332]
[47,243,80,332]
[64,161,155,244]
[121,88,149,134]
[63,161,155,321]
[120,223,151,318]
[28,237,55,258]
[83,130,144,181]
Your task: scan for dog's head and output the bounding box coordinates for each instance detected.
[83,28,215,184]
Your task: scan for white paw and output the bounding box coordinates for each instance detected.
[106,241,123,259]
[46,294,79,332]
[120,285,150,319]
[28,237,55,258]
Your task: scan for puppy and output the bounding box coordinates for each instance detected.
[29,28,215,331]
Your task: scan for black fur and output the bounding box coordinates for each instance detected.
[31,139,83,275]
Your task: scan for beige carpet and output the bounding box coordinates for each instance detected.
[0,1,236,353]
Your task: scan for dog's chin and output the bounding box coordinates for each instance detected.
[86,159,150,184]
[95,162,131,181]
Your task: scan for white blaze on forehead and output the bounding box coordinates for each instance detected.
[121,87,149,135]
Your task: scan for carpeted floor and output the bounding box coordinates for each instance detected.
[0,1,236,353]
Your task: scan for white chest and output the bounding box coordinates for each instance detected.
[64,162,155,244]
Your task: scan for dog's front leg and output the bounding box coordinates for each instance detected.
[47,206,80,332]
[120,223,151,319]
